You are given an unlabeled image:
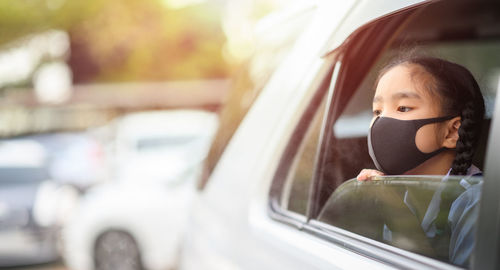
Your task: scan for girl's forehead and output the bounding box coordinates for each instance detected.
[376,66,414,93]
[375,64,436,100]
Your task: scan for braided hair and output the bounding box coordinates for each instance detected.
[379,56,485,175]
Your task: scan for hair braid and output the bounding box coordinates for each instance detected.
[451,102,479,175]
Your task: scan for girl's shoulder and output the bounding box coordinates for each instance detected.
[467,164,482,176]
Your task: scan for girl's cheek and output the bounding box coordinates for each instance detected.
[415,124,441,153]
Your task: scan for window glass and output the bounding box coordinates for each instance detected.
[280,98,326,215]
[308,0,499,267]
[318,176,483,266]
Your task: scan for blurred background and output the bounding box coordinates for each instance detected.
[0,0,311,269]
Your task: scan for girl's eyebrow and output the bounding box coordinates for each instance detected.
[391,91,421,100]
[372,91,421,103]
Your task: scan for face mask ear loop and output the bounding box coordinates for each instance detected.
[425,147,448,159]
[412,115,458,129]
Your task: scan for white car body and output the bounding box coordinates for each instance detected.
[63,110,218,270]
[177,1,444,270]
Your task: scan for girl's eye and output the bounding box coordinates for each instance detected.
[373,109,381,116]
[397,106,412,112]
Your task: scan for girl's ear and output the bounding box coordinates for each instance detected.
[442,116,461,149]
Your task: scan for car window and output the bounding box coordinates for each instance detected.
[318,43,499,203]
[271,0,500,268]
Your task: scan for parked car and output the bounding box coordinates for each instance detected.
[0,140,79,267]
[179,0,500,270]
[25,132,108,191]
[63,110,218,270]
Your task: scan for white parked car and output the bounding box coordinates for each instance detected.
[179,0,500,270]
[63,110,218,270]
[25,132,108,191]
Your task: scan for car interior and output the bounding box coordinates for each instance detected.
[313,0,500,219]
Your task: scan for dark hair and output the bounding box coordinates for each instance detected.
[379,56,485,175]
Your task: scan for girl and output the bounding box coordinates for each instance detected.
[358,56,485,180]
[319,56,485,266]
[358,55,485,266]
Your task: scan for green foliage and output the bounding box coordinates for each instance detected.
[0,0,228,82]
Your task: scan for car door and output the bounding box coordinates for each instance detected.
[180,0,500,269]
[269,0,500,269]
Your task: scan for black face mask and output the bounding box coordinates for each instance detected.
[368,115,456,175]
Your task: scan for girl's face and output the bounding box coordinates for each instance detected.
[372,64,448,153]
